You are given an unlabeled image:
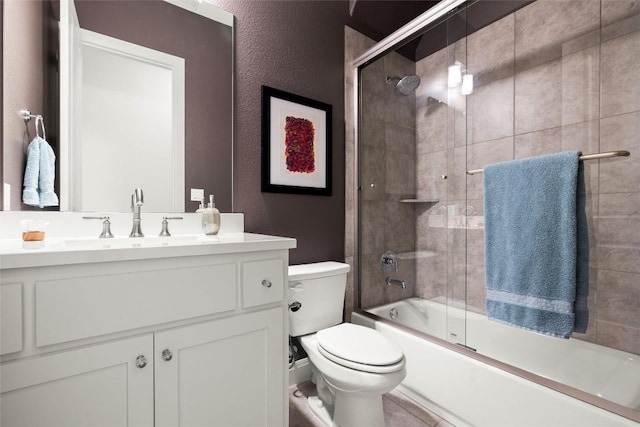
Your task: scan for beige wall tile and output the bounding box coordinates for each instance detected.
[416,46,448,111]
[514,127,563,159]
[416,215,447,252]
[386,121,415,155]
[468,14,515,88]
[601,30,640,117]
[384,201,416,253]
[416,101,448,154]
[416,255,447,300]
[598,217,640,247]
[360,200,385,256]
[599,192,640,216]
[360,146,386,201]
[598,245,640,274]
[596,320,640,355]
[561,45,600,126]
[386,151,416,196]
[562,120,600,194]
[468,77,515,143]
[466,137,514,200]
[600,111,640,193]
[515,0,600,72]
[602,11,640,44]
[416,150,448,200]
[385,91,416,131]
[360,90,385,149]
[447,146,468,201]
[360,252,387,309]
[597,270,640,326]
[601,0,640,27]
[361,57,385,97]
[515,59,562,134]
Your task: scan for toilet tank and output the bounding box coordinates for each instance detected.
[288,261,351,337]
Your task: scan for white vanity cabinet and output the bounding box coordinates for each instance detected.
[155,308,283,427]
[0,234,294,427]
[1,334,155,427]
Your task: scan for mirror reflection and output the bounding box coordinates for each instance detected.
[3,0,233,213]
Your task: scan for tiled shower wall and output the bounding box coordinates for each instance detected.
[346,0,640,355]
[414,0,640,354]
[359,49,418,309]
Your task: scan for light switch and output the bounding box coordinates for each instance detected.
[190,188,204,202]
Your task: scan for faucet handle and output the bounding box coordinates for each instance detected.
[159,216,183,237]
[82,216,114,239]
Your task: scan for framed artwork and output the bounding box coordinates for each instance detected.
[261,85,332,196]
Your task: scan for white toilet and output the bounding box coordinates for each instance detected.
[289,261,406,427]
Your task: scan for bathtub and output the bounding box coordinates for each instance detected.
[352,297,639,426]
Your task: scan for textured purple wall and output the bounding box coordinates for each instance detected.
[211,0,348,264]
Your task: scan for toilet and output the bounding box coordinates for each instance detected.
[289,261,406,427]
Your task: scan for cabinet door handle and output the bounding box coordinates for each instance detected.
[261,279,272,288]
[135,354,148,369]
[161,349,173,362]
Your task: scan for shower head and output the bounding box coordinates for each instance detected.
[386,75,421,96]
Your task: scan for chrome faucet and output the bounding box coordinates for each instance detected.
[129,188,144,238]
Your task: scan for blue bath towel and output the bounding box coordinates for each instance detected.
[22,136,59,208]
[484,151,588,339]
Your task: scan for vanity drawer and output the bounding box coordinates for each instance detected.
[242,258,284,308]
[1,283,23,355]
[35,263,237,347]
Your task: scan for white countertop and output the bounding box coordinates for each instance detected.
[0,233,296,269]
[0,212,296,269]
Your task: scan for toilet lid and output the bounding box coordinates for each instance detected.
[316,323,404,372]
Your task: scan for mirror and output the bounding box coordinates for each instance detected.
[4,0,233,213]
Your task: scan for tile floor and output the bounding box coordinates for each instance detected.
[289,381,454,427]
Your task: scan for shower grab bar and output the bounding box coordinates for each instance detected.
[466,150,630,175]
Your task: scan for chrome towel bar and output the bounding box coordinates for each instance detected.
[466,150,630,175]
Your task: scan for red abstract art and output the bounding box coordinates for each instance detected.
[284,116,315,173]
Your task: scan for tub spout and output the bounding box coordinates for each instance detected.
[386,277,407,289]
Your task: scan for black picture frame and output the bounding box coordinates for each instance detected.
[261,85,332,196]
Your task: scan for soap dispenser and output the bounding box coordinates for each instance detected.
[200,195,221,235]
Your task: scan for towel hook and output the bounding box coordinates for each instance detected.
[19,109,46,141]
[35,115,46,140]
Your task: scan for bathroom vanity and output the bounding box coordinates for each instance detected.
[0,213,295,426]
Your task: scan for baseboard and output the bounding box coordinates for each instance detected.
[289,357,312,386]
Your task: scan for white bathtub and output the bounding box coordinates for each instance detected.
[352,297,639,427]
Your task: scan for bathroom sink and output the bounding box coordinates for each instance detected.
[60,235,215,249]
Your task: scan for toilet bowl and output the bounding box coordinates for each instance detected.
[289,262,406,427]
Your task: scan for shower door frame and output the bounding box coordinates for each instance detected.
[350,0,639,422]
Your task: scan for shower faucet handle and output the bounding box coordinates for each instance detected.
[381,250,398,273]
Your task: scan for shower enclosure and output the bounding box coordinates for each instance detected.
[350,0,640,422]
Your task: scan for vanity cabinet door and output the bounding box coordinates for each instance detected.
[0,334,154,427]
[154,308,285,427]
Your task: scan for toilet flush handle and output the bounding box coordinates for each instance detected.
[289,301,302,312]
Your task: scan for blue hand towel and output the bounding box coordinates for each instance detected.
[37,137,59,207]
[483,151,589,339]
[21,136,59,208]
[22,137,41,206]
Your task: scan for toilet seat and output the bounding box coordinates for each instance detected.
[316,323,405,374]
